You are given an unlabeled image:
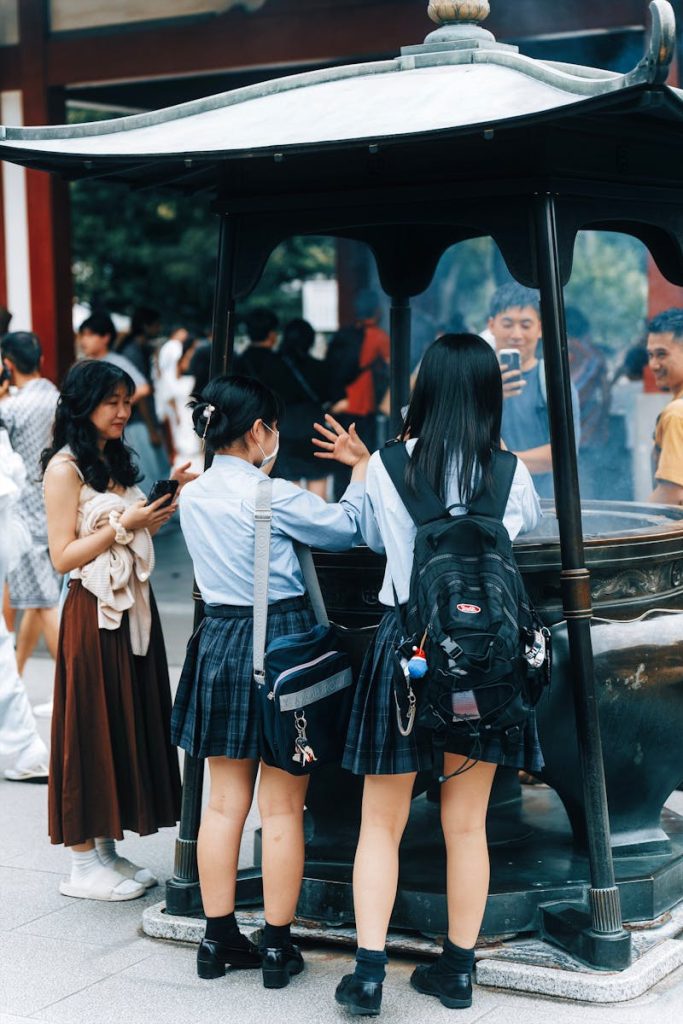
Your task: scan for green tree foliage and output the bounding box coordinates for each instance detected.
[71,176,335,329]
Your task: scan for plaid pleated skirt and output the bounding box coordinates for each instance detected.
[343,610,545,777]
[171,597,314,760]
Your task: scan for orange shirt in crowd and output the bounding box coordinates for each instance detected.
[345,321,390,417]
[653,388,683,487]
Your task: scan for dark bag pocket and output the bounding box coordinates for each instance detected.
[257,623,354,776]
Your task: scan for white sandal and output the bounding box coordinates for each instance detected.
[4,761,49,783]
[111,855,158,889]
[59,864,146,902]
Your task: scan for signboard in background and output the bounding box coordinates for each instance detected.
[302,278,339,334]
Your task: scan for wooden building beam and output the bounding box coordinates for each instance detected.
[0,1,653,92]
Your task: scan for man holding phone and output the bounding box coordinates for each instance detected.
[488,283,581,499]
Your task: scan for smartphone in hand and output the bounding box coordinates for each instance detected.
[499,348,522,375]
[146,478,179,507]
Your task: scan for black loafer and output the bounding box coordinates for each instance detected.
[335,974,383,1016]
[410,963,472,1008]
[261,943,304,988]
[196,936,262,979]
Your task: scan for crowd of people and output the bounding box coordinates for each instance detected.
[1,285,683,1016]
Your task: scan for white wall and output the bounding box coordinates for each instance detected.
[1,90,32,332]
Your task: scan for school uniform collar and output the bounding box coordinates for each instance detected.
[211,454,266,479]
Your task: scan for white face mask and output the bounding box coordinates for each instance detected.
[257,422,280,470]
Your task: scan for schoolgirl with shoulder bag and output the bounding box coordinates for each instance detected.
[253,477,355,775]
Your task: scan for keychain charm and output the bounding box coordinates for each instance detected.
[292,711,317,766]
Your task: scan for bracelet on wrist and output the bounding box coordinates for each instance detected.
[108,509,134,545]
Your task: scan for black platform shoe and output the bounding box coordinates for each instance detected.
[335,974,383,1016]
[410,962,473,1009]
[196,936,262,979]
[261,943,304,988]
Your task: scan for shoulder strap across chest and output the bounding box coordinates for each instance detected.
[379,441,517,527]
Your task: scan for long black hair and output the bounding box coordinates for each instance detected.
[41,360,141,491]
[190,374,283,450]
[402,333,503,505]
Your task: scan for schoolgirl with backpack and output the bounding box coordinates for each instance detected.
[335,333,546,1016]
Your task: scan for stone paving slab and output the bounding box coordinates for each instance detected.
[0,932,152,1017]
[4,657,683,1023]
[25,942,500,1024]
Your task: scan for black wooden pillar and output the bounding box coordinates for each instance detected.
[389,295,412,435]
[533,194,632,970]
[165,213,239,916]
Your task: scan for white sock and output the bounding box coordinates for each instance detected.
[70,848,102,882]
[95,837,157,888]
[94,838,117,867]
[70,847,141,896]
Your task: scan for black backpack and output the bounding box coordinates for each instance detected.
[379,442,551,762]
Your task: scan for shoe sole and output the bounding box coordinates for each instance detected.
[410,975,472,1009]
[197,958,261,980]
[3,774,48,783]
[334,994,381,1016]
[59,880,145,902]
[262,960,304,989]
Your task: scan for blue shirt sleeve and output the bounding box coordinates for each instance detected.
[359,456,387,554]
[259,479,365,550]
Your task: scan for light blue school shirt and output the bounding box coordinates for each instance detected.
[179,455,364,606]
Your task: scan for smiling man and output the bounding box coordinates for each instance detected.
[647,308,683,505]
[488,283,580,499]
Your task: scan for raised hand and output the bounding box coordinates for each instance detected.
[312,414,370,467]
[170,461,200,489]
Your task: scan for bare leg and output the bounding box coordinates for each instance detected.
[71,840,95,853]
[197,757,258,916]
[440,757,497,948]
[3,584,15,633]
[15,609,41,675]
[258,763,309,926]
[306,478,328,500]
[353,773,416,950]
[38,607,59,660]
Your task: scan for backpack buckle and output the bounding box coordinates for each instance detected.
[503,725,522,751]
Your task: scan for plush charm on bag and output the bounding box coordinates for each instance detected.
[407,646,429,679]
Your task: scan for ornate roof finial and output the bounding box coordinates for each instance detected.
[402,1,512,57]
[428,2,491,27]
[422,0,496,50]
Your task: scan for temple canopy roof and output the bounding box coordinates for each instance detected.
[0,1,679,190]
[1,1,683,296]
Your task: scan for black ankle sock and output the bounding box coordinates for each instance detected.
[205,912,242,945]
[354,948,388,984]
[263,921,291,949]
[441,938,475,975]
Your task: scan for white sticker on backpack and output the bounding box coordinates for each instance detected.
[457,603,482,615]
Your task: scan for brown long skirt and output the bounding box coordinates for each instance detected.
[49,580,182,847]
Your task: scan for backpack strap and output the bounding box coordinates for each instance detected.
[379,441,446,527]
[469,450,518,521]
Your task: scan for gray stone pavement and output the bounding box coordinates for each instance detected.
[2,534,683,1023]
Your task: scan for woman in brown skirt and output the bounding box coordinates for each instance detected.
[42,359,184,901]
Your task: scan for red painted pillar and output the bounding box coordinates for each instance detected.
[19,0,73,384]
[0,163,7,310]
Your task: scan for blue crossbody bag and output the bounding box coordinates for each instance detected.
[253,478,354,775]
